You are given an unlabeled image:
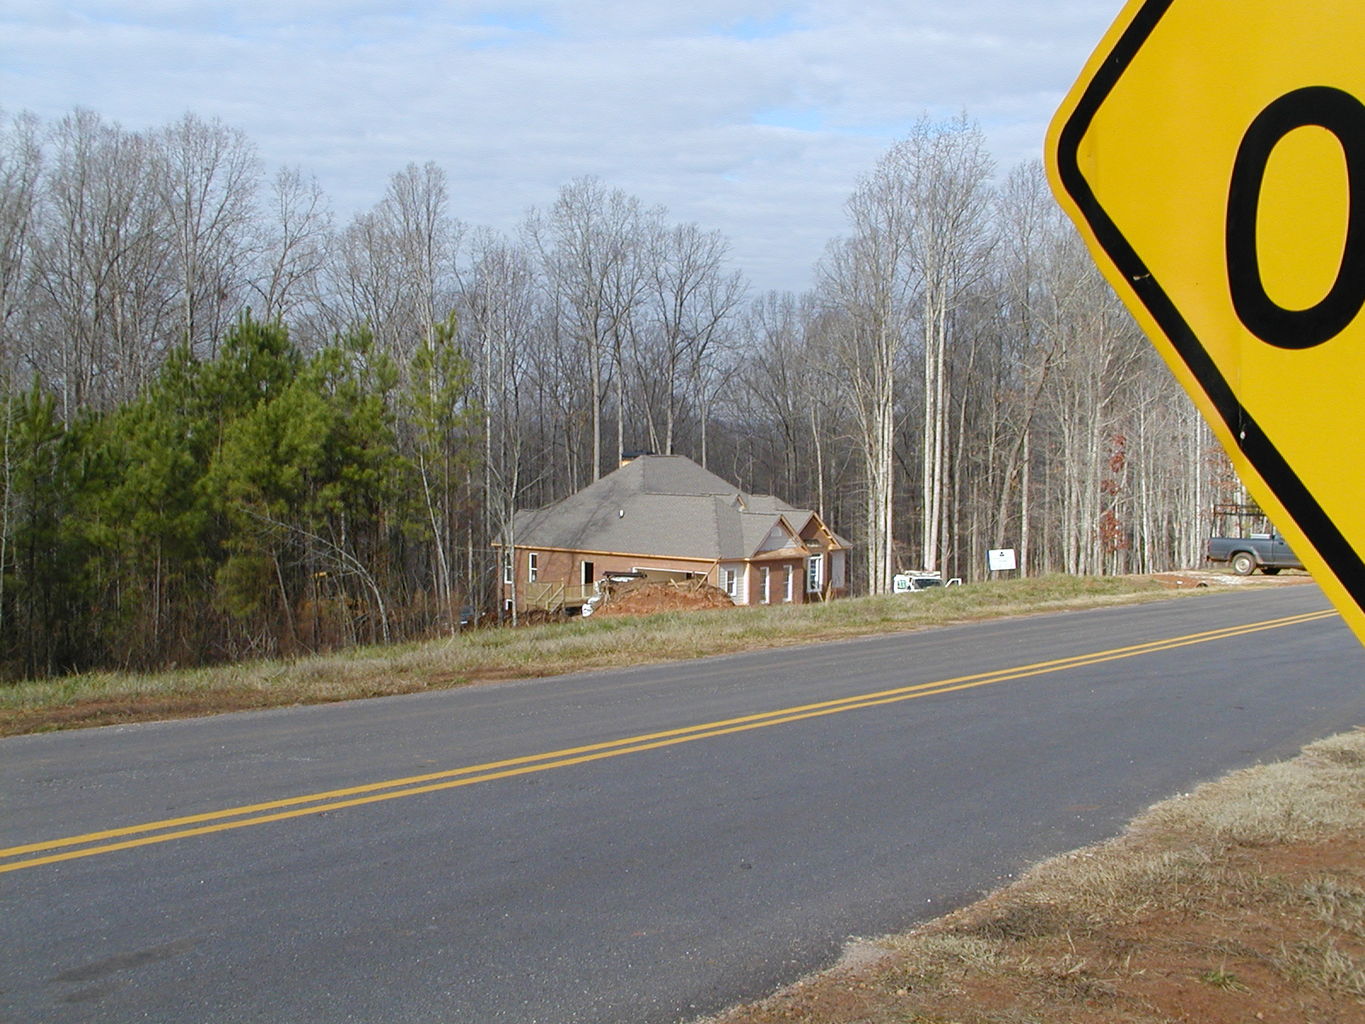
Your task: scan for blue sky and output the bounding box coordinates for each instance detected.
[0,1,1122,293]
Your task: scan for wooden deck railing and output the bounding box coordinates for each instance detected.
[522,581,596,612]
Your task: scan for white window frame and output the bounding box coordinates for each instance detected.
[806,554,823,594]
[759,566,770,604]
[784,564,794,603]
[503,551,513,585]
[528,551,539,583]
[723,566,739,598]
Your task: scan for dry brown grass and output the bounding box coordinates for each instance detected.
[701,729,1365,1024]
[0,573,1187,736]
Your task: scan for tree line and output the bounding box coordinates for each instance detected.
[0,107,1239,678]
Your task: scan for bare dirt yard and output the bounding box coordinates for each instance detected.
[703,729,1365,1024]
[1149,568,1317,591]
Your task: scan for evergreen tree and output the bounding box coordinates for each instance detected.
[208,323,406,651]
[2,385,87,675]
[84,345,218,665]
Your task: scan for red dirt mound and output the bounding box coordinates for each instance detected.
[593,578,736,617]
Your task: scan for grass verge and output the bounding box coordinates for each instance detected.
[0,574,1190,737]
[701,728,1365,1024]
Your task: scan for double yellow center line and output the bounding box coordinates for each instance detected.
[1,609,1336,874]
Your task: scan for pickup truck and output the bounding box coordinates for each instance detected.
[1206,531,1303,576]
[893,572,963,592]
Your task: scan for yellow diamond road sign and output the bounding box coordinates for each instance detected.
[1047,0,1365,643]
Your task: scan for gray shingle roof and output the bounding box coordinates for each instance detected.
[510,455,831,561]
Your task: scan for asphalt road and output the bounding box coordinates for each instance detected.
[3,586,1363,1023]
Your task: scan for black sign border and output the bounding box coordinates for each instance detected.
[1052,0,1365,607]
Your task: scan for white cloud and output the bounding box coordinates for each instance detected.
[0,1,1118,293]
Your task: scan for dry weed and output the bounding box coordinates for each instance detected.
[1007,846,1219,927]
[878,933,1001,975]
[1272,936,1365,998]
[1300,875,1365,936]
[1137,729,1365,845]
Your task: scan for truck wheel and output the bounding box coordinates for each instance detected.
[1231,552,1256,576]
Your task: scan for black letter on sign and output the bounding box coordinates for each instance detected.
[1226,86,1365,349]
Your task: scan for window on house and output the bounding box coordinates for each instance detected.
[503,551,513,585]
[528,552,539,583]
[760,566,770,604]
[581,560,594,587]
[723,567,738,598]
[784,565,794,602]
[807,554,823,594]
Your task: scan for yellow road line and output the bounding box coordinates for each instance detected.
[0,609,1336,874]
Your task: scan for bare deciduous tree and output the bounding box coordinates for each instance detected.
[894,115,996,573]
[526,177,650,481]
[155,113,260,358]
[459,228,541,615]
[34,110,175,413]
[820,134,922,592]
[638,221,745,455]
[252,166,331,327]
[0,111,42,379]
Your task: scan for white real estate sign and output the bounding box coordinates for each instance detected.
[987,548,1017,572]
